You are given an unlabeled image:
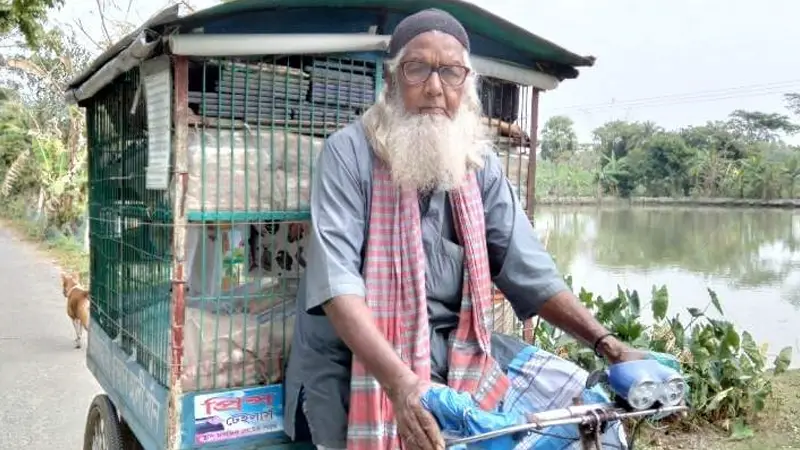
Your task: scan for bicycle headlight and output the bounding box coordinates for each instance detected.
[656,372,687,406]
[608,360,664,410]
[607,358,688,411]
[626,379,662,410]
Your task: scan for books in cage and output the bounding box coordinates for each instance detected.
[308,58,376,75]
[309,83,374,98]
[208,59,310,79]
[188,91,359,124]
[215,75,311,91]
[214,82,309,101]
[304,66,375,86]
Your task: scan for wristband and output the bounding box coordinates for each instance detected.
[593,332,618,358]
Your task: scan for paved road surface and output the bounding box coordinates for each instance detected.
[0,228,101,449]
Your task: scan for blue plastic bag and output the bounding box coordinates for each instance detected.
[420,385,523,450]
[646,351,681,372]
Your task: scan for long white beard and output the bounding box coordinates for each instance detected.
[363,87,490,193]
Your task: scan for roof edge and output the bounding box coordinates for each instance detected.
[65,4,182,90]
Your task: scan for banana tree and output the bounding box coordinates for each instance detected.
[0,26,89,243]
[0,99,87,229]
[595,148,629,197]
[781,150,800,198]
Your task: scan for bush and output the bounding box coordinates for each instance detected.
[534,279,793,425]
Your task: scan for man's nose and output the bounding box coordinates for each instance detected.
[424,71,444,97]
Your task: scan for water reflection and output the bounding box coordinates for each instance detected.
[535,205,800,367]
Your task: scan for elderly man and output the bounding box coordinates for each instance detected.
[284,8,638,450]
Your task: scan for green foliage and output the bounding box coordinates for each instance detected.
[540,115,578,161]
[785,93,800,117]
[536,158,597,198]
[534,281,794,425]
[0,23,89,227]
[540,102,800,200]
[727,109,799,143]
[0,0,64,48]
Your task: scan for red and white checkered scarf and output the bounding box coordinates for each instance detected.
[346,160,510,449]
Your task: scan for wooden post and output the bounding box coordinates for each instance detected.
[522,88,541,344]
[168,55,189,450]
[525,88,541,217]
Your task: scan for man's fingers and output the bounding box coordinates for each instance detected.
[400,411,432,450]
[414,406,445,450]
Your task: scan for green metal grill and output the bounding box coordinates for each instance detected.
[87,68,174,386]
[84,52,537,392]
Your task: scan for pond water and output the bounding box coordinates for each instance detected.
[534,205,800,368]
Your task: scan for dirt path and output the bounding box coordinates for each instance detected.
[0,227,100,449]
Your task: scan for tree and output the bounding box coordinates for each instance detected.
[680,121,747,161]
[540,115,578,161]
[637,132,696,197]
[785,93,800,117]
[592,120,659,162]
[688,146,734,197]
[781,149,800,197]
[595,147,631,197]
[0,0,64,48]
[0,25,88,229]
[726,109,799,143]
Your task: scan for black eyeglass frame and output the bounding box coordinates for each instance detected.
[399,61,472,87]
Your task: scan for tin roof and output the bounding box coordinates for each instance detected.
[175,0,596,69]
[67,0,595,91]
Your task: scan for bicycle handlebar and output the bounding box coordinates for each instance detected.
[444,403,688,447]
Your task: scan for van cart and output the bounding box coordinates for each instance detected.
[65,0,599,448]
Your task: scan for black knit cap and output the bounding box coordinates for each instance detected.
[387,8,471,58]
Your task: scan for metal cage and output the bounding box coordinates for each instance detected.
[84,52,540,395]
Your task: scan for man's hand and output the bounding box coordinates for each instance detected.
[388,376,445,450]
[597,335,648,365]
[322,296,444,449]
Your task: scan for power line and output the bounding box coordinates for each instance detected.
[550,79,800,110]
[570,87,800,113]
[549,79,800,112]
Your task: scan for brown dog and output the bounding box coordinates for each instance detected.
[61,272,90,349]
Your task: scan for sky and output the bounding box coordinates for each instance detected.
[53,0,800,144]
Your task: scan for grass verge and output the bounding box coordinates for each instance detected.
[640,370,800,449]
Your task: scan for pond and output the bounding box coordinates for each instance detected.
[534,205,800,368]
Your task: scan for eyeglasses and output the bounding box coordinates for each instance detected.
[400,61,470,87]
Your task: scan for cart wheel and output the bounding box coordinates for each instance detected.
[120,418,144,450]
[83,394,123,450]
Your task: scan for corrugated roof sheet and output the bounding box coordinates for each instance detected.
[67,0,595,92]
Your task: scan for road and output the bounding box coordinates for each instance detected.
[0,227,101,449]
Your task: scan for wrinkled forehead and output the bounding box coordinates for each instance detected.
[399,31,468,65]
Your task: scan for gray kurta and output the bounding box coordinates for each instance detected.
[283,121,568,448]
